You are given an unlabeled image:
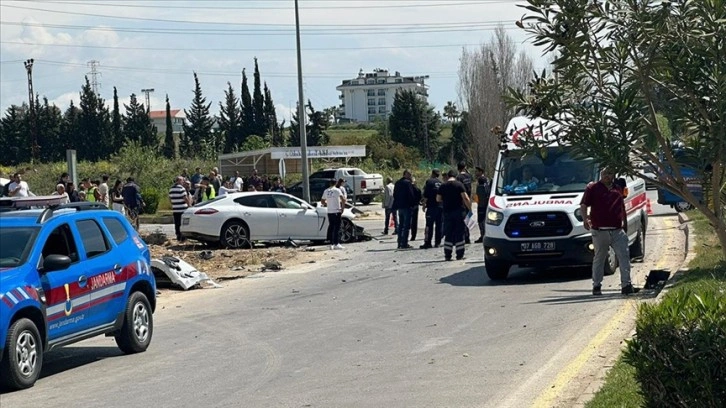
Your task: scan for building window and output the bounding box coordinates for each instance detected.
[368,98,376,106]
[368,107,376,114]
[377,79,386,84]
[366,79,375,84]
[378,106,386,114]
[395,78,403,83]
[377,89,385,96]
[378,98,386,105]
[367,90,375,97]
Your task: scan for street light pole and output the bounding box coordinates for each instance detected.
[24,58,39,162]
[295,0,311,203]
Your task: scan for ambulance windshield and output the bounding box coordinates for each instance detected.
[496,147,598,195]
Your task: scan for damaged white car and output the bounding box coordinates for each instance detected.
[180,192,363,248]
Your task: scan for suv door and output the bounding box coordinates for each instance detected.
[38,223,93,341]
[74,218,126,330]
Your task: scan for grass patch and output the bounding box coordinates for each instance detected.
[584,358,643,408]
[327,129,378,145]
[586,210,725,407]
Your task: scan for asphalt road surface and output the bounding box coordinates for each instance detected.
[0,191,686,407]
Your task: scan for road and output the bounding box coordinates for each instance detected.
[0,191,685,407]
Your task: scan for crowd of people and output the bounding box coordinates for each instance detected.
[383,161,491,260]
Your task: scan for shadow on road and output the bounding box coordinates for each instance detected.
[40,346,123,379]
[438,266,590,287]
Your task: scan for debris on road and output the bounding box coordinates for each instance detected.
[151,256,221,290]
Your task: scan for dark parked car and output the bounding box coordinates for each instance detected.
[287,179,354,203]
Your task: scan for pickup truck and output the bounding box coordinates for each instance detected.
[309,168,383,205]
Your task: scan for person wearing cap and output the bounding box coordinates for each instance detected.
[420,169,443,249]
[474,166,491,243]
[580,167,633,296]
[437,169,472,260]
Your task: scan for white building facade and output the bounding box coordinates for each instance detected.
[336,69,429,123]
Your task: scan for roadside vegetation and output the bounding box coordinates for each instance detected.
[586,211,726,408]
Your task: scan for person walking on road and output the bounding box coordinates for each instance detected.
[382,177,397,235]
[580,167,633,296]
[322,179,346,250]
[438,169,471,261]
[474,166,491,244]
[393,170,416,250]
[421,169,443,249]
[169,176,192,241]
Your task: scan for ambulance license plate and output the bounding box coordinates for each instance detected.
[520,241,555,252]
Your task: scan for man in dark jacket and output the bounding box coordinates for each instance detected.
[438,169,472,260]
[421,169,443,249]
[456,161,473,244]
[474,166,491,243]
[393,169,415,249]
[410,177,423,241]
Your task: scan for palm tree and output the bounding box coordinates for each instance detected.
[443,101,460,123]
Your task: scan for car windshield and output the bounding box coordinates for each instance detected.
[0,227,39,268]
[496,147,598,195]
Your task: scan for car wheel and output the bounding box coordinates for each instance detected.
[604,247,618,276]
[115,292,153,354]
[339,219,356,243]
[0,318,43,390]
[674,201,693,212]
[630,222,646,262]
[220,220,251,249]
[359,196,372,206]
[485,260,510,280]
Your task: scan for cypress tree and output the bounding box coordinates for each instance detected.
[123,93,158,148]
[219,82,243,153]
[78,77,112,161]
[60,101,80,152]
[162,95,176,159]
[182,72,214,158]
[111,87,122,154]
[263,82,285,146]
[252,58,265,136]
[240,68,254,144]
[0,105,30,165]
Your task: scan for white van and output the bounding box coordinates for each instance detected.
[483,116,648,280]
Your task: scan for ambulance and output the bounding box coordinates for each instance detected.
[483,116,648,280]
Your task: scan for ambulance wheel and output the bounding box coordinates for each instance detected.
[485,260,510,280]
[604,248,618,276]
[630,223,645,262]
[115,292,153,354]
[0,318,43,390]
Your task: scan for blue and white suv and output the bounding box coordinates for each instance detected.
[0,197,156,390]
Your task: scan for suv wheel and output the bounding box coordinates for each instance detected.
[0,318,43,390]
[629,222,646,262]
[115,292,153,354]
[359,197,372,205]
[485,260,510,280]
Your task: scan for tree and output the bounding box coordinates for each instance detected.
[182,72,214,158]
[240,68,254,146]
[123,93,158,149]
[111,87,123,153]
[162,95,176,159]
[510,0,726,257]
[77,77,112,161]
[439,111,472,166]
[458,25,533,176]
[219,82,243,153]
[388,90,441,162]
[60,101,80,152]
[240,134,270,152]
[263,82,285,146]
[289,100,330,147]
[36,97,64,163]
[0,105,29,165]
[443,101,460,123]
[252,58,266,136]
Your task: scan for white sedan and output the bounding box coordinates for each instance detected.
[180,192,361,248]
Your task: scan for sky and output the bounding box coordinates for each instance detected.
[0,0,545,123]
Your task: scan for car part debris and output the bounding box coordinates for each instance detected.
[151,256,222,290]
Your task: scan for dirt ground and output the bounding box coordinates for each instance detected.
[142,231,329,285]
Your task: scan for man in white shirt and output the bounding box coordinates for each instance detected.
[52,184,70,204]
[8,173,30,197]
[321,179,346,250]
[231,171,244,191]
[98,175,110,207]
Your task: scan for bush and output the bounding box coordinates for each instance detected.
[624,286,726,407]
[141,187,161,214]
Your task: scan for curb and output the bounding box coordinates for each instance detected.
[654,211,696,302]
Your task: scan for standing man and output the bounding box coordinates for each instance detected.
[382,177,397,235]
[336,178,348,202]
[410,177,422,241]
[7,173,30,197]
[231,171,244,191]
[421,169,443,249]
[169,176,192,241]
[393,169,416,250]
[456,161,473,244]
[580,167,633,296]
[121,177,144,229]
[195,177,216,202]
[98,175,110,208]
[190,167,203,195]
[321,179,346,250]
[438,170,471,261]
[474,166,491,243]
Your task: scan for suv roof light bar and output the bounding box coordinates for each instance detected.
[36,201,110,223]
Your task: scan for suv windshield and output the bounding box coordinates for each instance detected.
[0,227,39,268]
[496,147,598,195]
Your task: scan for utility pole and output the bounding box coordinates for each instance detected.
[24,58,39,162]
[87,60,101,95]
[295,0,310,203]
[141,88,155,112]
